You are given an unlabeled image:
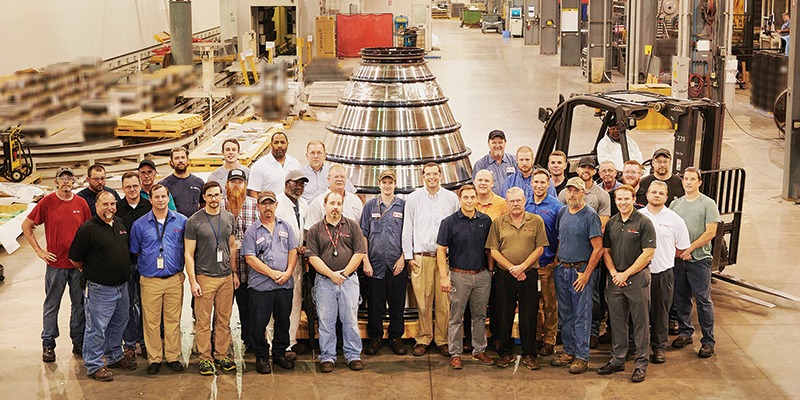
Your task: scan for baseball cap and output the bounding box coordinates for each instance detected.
[565,176,586,191]
[284,170,309,183]
[227,168,247,182]
[488,130,506,141]
[378,169,397,181]
[138,159,156,170]
[653,148,672,159]
[578,156,597,168]
[257,190,277,204]
[55,167,74,178]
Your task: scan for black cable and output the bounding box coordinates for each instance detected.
[724,106,783,142]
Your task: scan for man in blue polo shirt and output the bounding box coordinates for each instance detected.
[242,190,299,374]
[472,130,517,195]
[129,184,187,375]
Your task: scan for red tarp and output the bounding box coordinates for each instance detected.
[336,14,394,58]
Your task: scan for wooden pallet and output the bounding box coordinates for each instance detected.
[189,121,280,170]
[114,126,197,139]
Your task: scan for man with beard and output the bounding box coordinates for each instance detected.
[22,167,90,363]
[547,150,569,197]
[305,164,363,229]
[472,130,517,195]
[207,138,251,197]
[526,168,562,357]
[274,170,309,356]
[248,131,301,197]
[596,114,644,170]
[221,169,259,353]
[138,160,176,211]
[610,160,648,215]
[69,191,136,381]
[301,140,355,202]
[77,164,121,216]
[185,181,237,375]
[639,181,690,364]
[598,161,621,192]
[550,177,604,374]
[307,192,367,373]
[640,148,684,206]
[500,146,535,200]
[598,185,656,383]
[159,146,204,218]
[403,162,460,357]
[488,187,548,370]
[117,172,152,361]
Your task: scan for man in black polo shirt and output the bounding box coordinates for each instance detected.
[598,185,656,383]
[116,171,152,361]
[640,148,684,207]
[69,191,136,382]
[437,184,495,370]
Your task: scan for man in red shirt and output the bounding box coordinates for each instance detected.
[22,167,91,363]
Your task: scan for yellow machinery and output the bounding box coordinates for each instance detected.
[1,126,34,182]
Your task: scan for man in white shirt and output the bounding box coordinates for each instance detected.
[596,114,644,171]
[301,140,356,202]
[304,164,363,229]
[248,132,301,197]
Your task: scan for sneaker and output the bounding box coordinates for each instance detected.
[672,336,694,348]
[449,356,463,370]
[147,362,161,374]
[589,335,599,349]
[472,352,495,365]
[597,361,625,375]
[274,356,295,370]
[215,357,236,372]
[166,361,184,372]
[89,367,114,382]
[42,347,56,363]
[538,343,554,357]
[390,338,407,355]
[668,321,680,335]
[550,352,575,367]
[412,343,427,357]
[108,358,138,370]
[495,354,515,368]
[522,355,541,370]
[347,360,364,371]
[365,338,382,355]
[256,358,272,374]
[320,361,334,373]
[698,344,715,358]
[568,358,589,374]
[199,359,216,375]
[72,344,83,356]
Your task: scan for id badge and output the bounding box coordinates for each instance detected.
[157,255,165,269]
[217,248,224,263]
[538,278,542,292]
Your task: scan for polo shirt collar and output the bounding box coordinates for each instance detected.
[456,209,480,220]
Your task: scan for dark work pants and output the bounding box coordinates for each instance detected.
[606,269,651,370]
[591,260,610,336]
[234,284,253,349]
[650,268,674,350]
[249,288,292,360]
[495,268,539,357]
[366,267,408,340]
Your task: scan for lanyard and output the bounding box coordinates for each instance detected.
[153,216,169,253]
[205,211,222,249]
[378,200,395,219]
[323,222,341,257]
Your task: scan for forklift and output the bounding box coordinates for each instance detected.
[1,125,34,183]
[534,90,799,306]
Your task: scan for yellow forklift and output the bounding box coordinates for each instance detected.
[1,125,34,183]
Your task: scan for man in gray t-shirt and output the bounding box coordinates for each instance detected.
[184,181,237,375]
[206,138,251,197]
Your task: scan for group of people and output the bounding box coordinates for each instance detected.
[23,126,721,383]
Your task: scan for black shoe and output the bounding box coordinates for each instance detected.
[698,344,715,358]
[589,335,599,349]
[72,344,83,356]
[42,347,56,363]
[598,330,612,344]
[651,348,666,364]
[668,321,680,335]
[631,367,646,383]
[274,356,295,369]
[596,362,625,375]
[672,336,694,348]
[140,346,148,359]
[365,338,381,355]
[291,342,307,354]
[256,358,272,374]
[147,362,162,374]
[167,361,184,371]
[390,338,407,355]
[463,340,473,354]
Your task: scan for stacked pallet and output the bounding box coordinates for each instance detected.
[189,121,280,170]
[141,65,198,111]
[432,7,449,19]
[115,112,203,138]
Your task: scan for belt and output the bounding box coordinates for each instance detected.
[156,273,177,279]
[416,252,437,258]
[450,267,486,275]
[560,261,587,269]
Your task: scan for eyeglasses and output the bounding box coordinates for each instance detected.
[204,193,222,198]
[123,184,141,191]
[507,199,525,204]
[287,180,306,186]
[57,176,76,183]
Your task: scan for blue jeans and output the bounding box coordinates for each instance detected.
[554,264,596,361]
[314,274,362,363]
[83,281,130,375]
[673,258,715,346]
[122,263,144,349]
[42,266,85,349]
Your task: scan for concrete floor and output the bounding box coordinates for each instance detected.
[2,20,799,400]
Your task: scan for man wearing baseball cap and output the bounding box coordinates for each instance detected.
[137,159,176,211]
[472,130,517,196]
[22,167,91,363]
[640,148,684,207]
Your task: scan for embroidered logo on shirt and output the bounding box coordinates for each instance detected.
[278,231,289,238]
[256,237,266,244]
[393,212,403,218]
[626,229,640,234]
[371,213,381,218]
[505,166,515,174]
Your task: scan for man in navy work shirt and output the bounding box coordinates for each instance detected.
[129,184,187,375]
[242,190,299,374]
[159,146,204,218]
[69,191,136,382]
[472,130,517,195]
[499,145,535,200]
[437,184,495,370]
[360,169,408,356]
[77,164,121,216]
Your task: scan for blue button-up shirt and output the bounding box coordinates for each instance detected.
[130,210,187,278]
[472,153,518,195]
[242,217,299,292]
[500,171,533,200]
[360,196,405,280]
[525,194,563,266]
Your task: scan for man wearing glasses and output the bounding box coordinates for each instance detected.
[639,148,684,207]
[77,164,121,216]
[22,167,91,363]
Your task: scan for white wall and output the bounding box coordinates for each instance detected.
[0,0,221,75]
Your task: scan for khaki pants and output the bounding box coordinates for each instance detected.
[410,254,449,346]
[195,275,234,361]
[537,262,558,345]
[140,272,184,364]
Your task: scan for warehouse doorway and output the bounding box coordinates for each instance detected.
[251,6,297,56]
